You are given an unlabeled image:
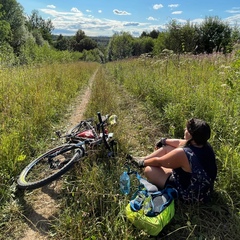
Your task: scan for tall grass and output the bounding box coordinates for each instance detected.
[1,52,240,239]
[101,53,240,237]
[104,53,240,192]
[53,66,157,239]
[54,54,240,239]
[0,62,99,203]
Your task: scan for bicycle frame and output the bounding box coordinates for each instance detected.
[55,112,116,162]
[17,112,117,190]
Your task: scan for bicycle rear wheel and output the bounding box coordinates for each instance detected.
[17,144,83,190]
[68,119,95,136]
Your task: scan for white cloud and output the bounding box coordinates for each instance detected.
[171,18,186,24]
[86,10,91,13]
[172,11,182,15]
[98,10,102,13]
[113,9,131,15]
[153,4,163,10]
[40,8,149,36]
[224,14,240,25]
[147,16,157,21]
[190,18,204,25]
[47,5,56,9]
[168,4,179,8]
[123,22,139,27]
[170,18,204,25]
[226,10,240,14]
[71,8,81,13]
[148,24,167,31]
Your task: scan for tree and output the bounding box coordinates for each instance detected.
[140,31,148,38]
[26,10,54,45]
[0,5,11,43]
[75,30,86,43]
[179,21,199,53]
[149,29,159,39]
[153,32,167,55]
[0,0,26,53]
[79,38,97,51]
[106,32,134,61]
[165,20,182,53]
[231,24,240,44]
[71,30,97,52]
[54,34,70,51]
[132,37,154,56]
[199,16,232,53]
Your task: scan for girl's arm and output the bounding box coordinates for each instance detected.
[164,138,187,148]
[144,148,191,172]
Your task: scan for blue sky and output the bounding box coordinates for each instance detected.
[17,0,240,37]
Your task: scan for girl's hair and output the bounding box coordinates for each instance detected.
[186,118,211,145]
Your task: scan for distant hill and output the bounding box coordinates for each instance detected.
[52,35,111,48]
[90,36,111,47]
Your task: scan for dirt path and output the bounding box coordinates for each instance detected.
[19,69,98,240]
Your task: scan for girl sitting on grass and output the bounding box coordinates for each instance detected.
[131,118,217,203]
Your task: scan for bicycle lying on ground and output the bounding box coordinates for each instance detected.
[17,112,118,190]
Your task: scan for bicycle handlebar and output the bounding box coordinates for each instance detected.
[97,112,111,151]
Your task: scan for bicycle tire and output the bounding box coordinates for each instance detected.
[17,144,83,190]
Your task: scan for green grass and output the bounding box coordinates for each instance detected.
[0,52,240,239]
[54,54,240,239]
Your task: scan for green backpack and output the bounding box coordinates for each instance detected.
[125,172,177,236]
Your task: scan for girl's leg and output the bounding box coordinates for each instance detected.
[144,166,172,189]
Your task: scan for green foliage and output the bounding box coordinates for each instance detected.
[71,30,98,52]
[106,32,134,61]
[179,21,199,53]
[0,0,239,65]
[0,42,16,65]
[133,37,154,56]
[17,39,83,65]
[80,49,105,63]
[153,31,167,54]
[165,20,184,53]
[199,16,233,53]
[54,34,71,51]
[140,29,160,39]
[0,19,11,42]
[26,10,54,45]
[153,17,235,55]
[0,0,26,53]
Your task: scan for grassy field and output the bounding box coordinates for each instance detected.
[0,62,98,201]
[0,52,240,239]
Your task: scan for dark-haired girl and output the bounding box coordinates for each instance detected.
[132,118,217,203]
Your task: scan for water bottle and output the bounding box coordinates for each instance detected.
[120,171,130,195]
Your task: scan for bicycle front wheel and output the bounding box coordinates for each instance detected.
[17,144,83,190]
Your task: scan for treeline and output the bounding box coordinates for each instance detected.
[53,18,240,62]
[1,0,240,65]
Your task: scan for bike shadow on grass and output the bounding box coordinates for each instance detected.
[16,182,62,237]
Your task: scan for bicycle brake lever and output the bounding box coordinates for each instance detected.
[55,131,61,138]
